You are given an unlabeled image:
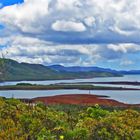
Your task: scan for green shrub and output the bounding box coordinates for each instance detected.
[0,98,140,140]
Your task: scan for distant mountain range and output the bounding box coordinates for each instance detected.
[119,70,140,75]
[48,65,119,73]
[0,59,122,81]
[48,65,140,75]
[1,58,140,81]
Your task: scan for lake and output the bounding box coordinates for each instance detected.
[1,75,140,86]
[0,90,140,104]
[0,75,140,104]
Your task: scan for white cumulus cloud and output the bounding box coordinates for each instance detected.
[107,44,140,53]
[0,0,140,68]
[0,0,50,33]
[52,20,86,32]
[0,0,140,36]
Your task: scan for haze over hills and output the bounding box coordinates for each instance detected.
[48,65,140,75]
[48,65,119,73]
[0,59,122,81]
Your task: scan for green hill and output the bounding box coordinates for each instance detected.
[0,58,122,81]
[0,59,59,81]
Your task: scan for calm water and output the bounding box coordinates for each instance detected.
[0,90,140,104]
[0,75,140,104]
[1,75,140,86]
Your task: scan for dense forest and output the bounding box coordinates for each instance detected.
[0,97,140,140]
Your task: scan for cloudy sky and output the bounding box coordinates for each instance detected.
[0,0,140,70]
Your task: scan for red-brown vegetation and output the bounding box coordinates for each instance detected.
[31,94,140,107]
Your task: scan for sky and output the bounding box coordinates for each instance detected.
[0,0,140,70]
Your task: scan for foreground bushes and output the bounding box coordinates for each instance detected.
[0,97,140,140]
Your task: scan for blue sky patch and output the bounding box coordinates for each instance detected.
[0,0,23,8]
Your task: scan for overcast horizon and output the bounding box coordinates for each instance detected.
[0,0,140,70]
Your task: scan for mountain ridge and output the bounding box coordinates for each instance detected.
[0,58,122,81]
[48,64,140,75]
[48,65,119,73]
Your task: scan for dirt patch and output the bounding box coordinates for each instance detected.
[29,94,140,107]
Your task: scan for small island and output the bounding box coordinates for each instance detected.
[0,83,140,90]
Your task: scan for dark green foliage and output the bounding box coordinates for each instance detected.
[16,83,37,86]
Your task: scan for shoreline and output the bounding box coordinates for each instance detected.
[58,81,140,86]
[0,84,140,90]
[0,75,123,83]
